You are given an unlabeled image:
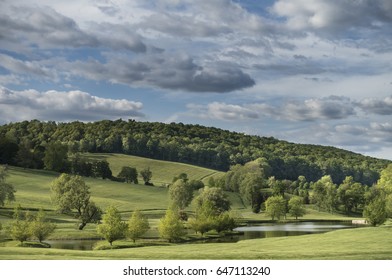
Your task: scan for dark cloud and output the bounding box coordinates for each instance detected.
[62,54,255,93]
[0,7,99,48]
[357,96,392,115]
[0,5,146,53]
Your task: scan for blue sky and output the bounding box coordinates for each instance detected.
[1,0,392,160]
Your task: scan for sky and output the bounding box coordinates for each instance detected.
[0,0,392,160]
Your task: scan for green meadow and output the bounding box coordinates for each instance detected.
[83,153,224,186]
[0,155,391,260]
[1,226,391,260]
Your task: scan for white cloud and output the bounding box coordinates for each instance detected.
[0,87,144,123]
[271,0,392,33]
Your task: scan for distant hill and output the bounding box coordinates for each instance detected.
[0,119,390,185]
[83,153,224,186]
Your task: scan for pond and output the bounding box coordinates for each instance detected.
[46,221,363,250]
[234,221,359,240]
[46,239,99,250]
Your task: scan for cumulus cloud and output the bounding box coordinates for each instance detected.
[271,0,392,34]
[0,87,144,122]
[61,53,255,93]
[187,96,357,122]
[0,6,98,49]
[0,5,146,52]
[0,54,57,81]
[357,96,392,115]
[280,96,356,121]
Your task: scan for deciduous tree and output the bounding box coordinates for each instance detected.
[158,208,184,242]
[50,174,101,230]
[97,206,127,246]
[169,179,193,210]
[10,206,32,244]
[288,196,306,219]
[117,166,138,183]
[140,167,153,185]
[0,165,16,207]
[265,196,286,221]
[127,210,150,243]
[193,187,231,215]
[43,142,69,172]
[363,195,387,226]
[30,209,56,243]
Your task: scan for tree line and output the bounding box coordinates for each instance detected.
[0,119,390,185]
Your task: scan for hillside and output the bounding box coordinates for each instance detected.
[83,153,224,186]
[4,159,230,212]
[1,119,390,185]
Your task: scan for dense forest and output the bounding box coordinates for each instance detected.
[0,119,390,186]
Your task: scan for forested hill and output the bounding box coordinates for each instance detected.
[0,119,390,185]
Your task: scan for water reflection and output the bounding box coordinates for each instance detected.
[46,222,360,249]
[235,221,356,240]
[46,239,98,250]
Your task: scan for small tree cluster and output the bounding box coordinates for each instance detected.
[9,206,56,244]
[265,196,306,221]
[117,166,138,184]
[97,206,150,246]
[188,200,237,236]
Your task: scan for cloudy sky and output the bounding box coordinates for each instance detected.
[1,0,392,160]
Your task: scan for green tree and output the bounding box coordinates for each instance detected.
[43,142,69,172]
[241,172,265,213]
[140,167,153,185]
[363,196,387,226]
[10,206,32,244]
[78,201,102,230]
[97,206,127,246]
[213,211,237,233]
[92,160,112,179]
[193,187,231,215]
[375,164,392,219]
[377,163,392,193]
[30,209,56,243]
[172,173,188,183]
[169,179,193,210]
[337,176,365,213]
[158,208,185,242]
[188,179,205,190]
[127,210,150,243]
[0,165,16,207]
[288,196,306,219]
[50,174,101,229]
[310,175,337,212]
[117,166,138,183]
[268,176,287,196]
[265,196,286,221]
[188,201,216,236]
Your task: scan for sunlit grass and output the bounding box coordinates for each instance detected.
[0,225,391,259]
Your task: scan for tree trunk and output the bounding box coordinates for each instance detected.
[78,222,87,230]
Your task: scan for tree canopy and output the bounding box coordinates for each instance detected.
[0,165,16,207]
[0,119,389,186]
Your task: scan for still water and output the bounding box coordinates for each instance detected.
[47,221,359,250]
[234,221,356,240]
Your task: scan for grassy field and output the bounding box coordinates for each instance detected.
[83,153,224,186]
[1,160,391,260]
[0,225,391,259]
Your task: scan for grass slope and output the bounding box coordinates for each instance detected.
[83,153,224,185]
[0,226,391,260]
